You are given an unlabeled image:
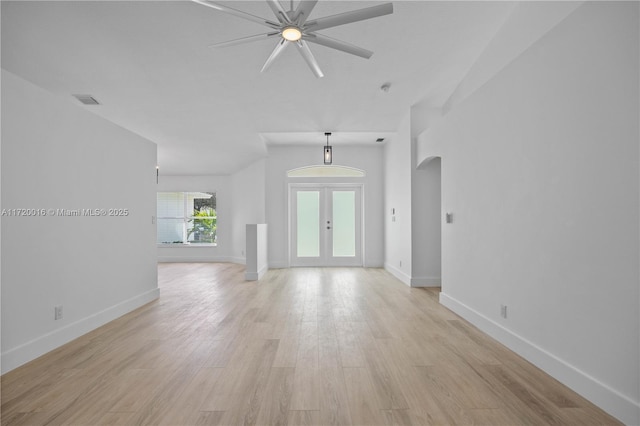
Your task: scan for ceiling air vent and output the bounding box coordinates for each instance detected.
[376,138,385,143]
[73,94,100,105]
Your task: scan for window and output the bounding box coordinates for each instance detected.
[157,192,217,245]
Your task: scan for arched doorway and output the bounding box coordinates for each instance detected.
[413,156,441,287]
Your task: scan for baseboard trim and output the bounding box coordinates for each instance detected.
[410,276,441,287]
[229,256,246,265]
[384,263,411,286]
[268,261,289,269]
[439,292,640,426]
[1,288,160,374]
[158,256,234,263]
[245,264,268,281]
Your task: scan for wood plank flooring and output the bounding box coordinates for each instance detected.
[1,263,622,425]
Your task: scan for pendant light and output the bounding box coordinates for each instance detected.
[324,132,332,165]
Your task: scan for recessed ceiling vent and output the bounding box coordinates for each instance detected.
[73,94,100,105]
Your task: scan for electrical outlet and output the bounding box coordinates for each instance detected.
[241,250,245,256]
[500,304,507,319]
[54,305,63,321]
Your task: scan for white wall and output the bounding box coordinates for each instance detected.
[417,3,639,424]
[157,175,231,262]
[442,1,582,114]
[230,159,266,264]
[266,145,384,268]
[1,70,159,373]
[384,113,413,284]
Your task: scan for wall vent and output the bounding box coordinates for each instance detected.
[376,138,385,143]
[72,94,100,105]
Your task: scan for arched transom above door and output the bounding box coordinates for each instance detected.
[287,165,365,178]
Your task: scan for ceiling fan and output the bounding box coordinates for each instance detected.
[192,0,393,78]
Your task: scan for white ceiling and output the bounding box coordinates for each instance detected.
[1,1,514,175]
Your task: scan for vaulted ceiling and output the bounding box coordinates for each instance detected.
[1,1,514,175]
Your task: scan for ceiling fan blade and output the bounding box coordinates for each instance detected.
[192,0,280,29]
[303,33,373,59]
[261,39,290,73]
[266,0,292,24]
[295,40,324,78]
[293,1,318,25]
[209,32,280,48]
[304,3,393,32]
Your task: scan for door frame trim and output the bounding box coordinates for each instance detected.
[288,183,364,267]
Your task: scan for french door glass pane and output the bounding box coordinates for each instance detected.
[297,191,320,257]
[332,191,355,257]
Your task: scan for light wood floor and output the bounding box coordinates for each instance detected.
[1,263,621,425]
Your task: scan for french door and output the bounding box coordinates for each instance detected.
[290,185,362,267]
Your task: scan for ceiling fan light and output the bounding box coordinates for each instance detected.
[282,26,302,41]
